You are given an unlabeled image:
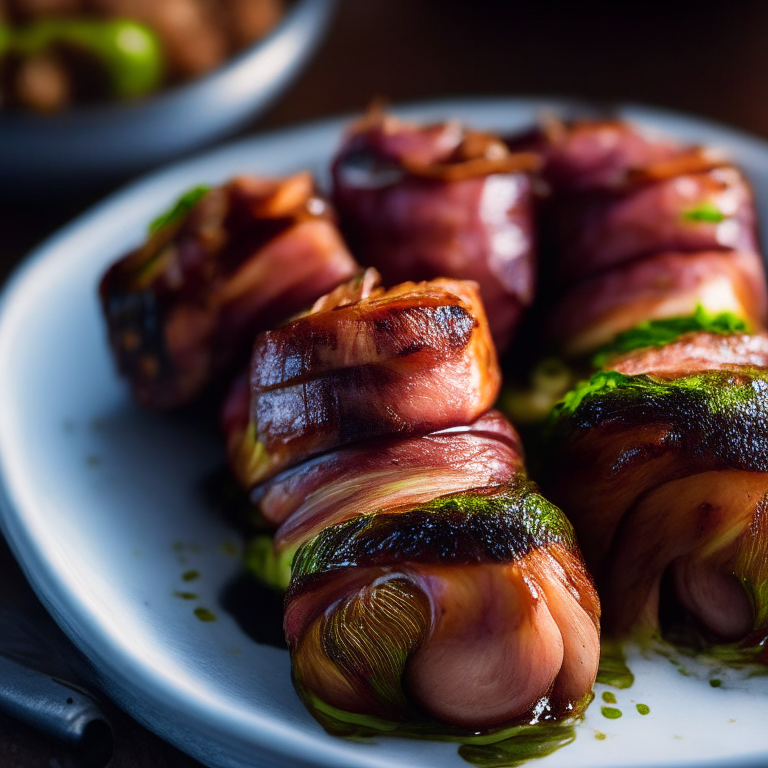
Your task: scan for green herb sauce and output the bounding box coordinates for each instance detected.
[683,201,726,223]
[596,643,635,689]
[636,704,650,716]
[182,569,199,582]
[148,185,211,234]
[458,722,578,768]
[601,692,617,704]
[600,707,622,720]
[591,305,749,366]
[193,607,216,622]
[300,687,585,768]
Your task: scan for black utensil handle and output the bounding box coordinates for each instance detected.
[0,653,112,767]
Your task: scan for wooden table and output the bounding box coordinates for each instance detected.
[2,0,768,763]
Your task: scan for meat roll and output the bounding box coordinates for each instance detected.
[546,334,768,652]
[228,270,600,734]
[286,478,600,731]
[512,118,768,357]
[100,173,357,408]
[332,112,540,352]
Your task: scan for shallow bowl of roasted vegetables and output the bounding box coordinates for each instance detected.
[2,97,768,768]
[0,0,335,191]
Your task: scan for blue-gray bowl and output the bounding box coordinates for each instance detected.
[0,0,336,193]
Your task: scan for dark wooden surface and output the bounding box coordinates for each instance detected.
[2,0,768,764]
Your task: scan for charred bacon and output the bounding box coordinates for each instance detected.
[100,173,357,408]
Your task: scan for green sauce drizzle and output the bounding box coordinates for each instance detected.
[592,305,749,367]
[1,19,164,98]
[457,722,577,768]
[636,704,650,715]
[148,185,211,234]
[594,731,606,741]
[300,687,585,767]
[596,643,635,689]
[683,201,726,223]
[709,678,722,688]
[182,569,199,582]
[173,591,197,600]
[601,691,617,704]
[600,707,622,720]
[193,607,216,622]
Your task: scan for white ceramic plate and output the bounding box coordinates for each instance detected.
[2,98,768,768]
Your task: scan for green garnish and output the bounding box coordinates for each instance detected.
[551,367,768,426]
[551,370,632,420]
[244,536,294,591]
[148,185,211,234]
[602,691,617,704]
[592,305,749,366]
[683,201,726,223]
[636,704,650,716]
[709,679,722,688]
[600,707,622,720]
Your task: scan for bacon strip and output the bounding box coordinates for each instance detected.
[226,269,500,487]
[548,250,767,356]
[253,411,524,551]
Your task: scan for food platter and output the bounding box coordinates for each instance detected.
[1,98,768,768]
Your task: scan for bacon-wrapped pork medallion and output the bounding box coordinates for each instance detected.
[287,478,600,731]
[226,270,600,734]
[100,173,357,408]
[546,335,768,650]
[534,119,768,654]
[332,112,540,352]
[514,119,767,357]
